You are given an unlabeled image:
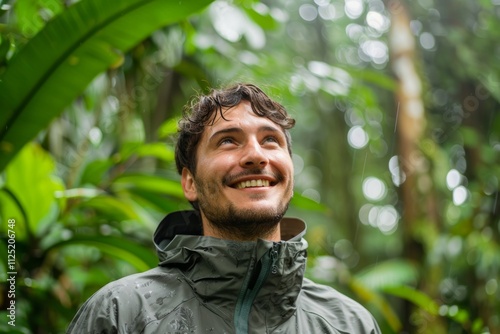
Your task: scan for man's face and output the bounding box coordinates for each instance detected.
[181,101,294,240]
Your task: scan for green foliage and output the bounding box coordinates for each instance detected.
[383,285,439,315]
[47,235,158,272]
[1,0,499,332]
[0,0,213,331]
[0,0,213,172]
[1,143,64,236]
[355,259,420,290]
[290,192,329,213]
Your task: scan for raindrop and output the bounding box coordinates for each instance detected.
[362,177,387,201]
[318,4,337,20]
[368,206,379,227]
[345,0,364,19]
[446,169,461,190]
[89,127,103,145]
[292,154,305,175]
[366,11,388,32]
[419,32,436,50]
[314,0,330,5]
[61,229,73,240]
[446,236,462,258]
[377,205,399,234]
[24,278,33,287]
[410,20,423,35]
[238,51,259,65]
[439,305,448,316]
[360,40,388,64]
[299,4,318,21]
[270,8,288,22]
[389,155,406,186]
[388,155,400,172]
[312,255,338,281]
[345,108,364,126]
[252,2,269,15]
[448,305,459,317]
[452,186,468,206]
[463,95,479,112]
[475,84,490,100]
[432,89,448,106]
[348,125,369,149]
[346,23,364,42]
[334,239,353,259]
[100,224,112,236]
[358,204,373,225]
[485,279,498,295]
[308,60,331,77]
[368,0,385,12]
[107,95,119,112]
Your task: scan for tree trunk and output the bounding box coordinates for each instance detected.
[387,1,445,332]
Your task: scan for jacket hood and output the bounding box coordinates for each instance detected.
[153,210,307,257]
[152,210,309,327]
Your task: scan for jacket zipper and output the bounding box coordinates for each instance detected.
[234,243,280,334]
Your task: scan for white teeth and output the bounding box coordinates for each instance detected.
[236,179,270,189]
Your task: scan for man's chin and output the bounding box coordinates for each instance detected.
[201,202,289,240]
[231,201,279,211]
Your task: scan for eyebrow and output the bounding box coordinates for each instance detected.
[209,125,282,142]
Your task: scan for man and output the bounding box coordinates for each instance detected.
[67,83,381,333]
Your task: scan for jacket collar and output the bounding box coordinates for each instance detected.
[153,211,306,247]
[153,210,308,325]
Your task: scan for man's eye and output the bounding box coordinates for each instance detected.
[219,138,235,145]
[263,136,279,144]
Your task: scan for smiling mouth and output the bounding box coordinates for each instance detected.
[234,179,272,189]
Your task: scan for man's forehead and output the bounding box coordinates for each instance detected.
[206,102,269,130]
[210,101,252,125]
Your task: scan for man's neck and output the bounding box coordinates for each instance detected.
[201,216,281,242]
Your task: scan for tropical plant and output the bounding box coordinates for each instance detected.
[1,0,499,333]
[0,0,212,332]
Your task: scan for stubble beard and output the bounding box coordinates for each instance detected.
[195,175,292,241]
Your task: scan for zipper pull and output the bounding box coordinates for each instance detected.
[270,243,280,275]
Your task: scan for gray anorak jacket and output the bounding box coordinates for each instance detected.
[67,210,381,333]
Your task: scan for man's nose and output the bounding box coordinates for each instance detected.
[240,139,269,168]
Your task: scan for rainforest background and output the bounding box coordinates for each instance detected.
[0,0,499,333]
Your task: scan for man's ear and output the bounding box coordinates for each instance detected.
[181,167,198,201]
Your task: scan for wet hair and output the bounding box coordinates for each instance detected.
[175,83,296,176]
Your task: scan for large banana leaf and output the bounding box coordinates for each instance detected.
[46,235,158,271]
[0,0,213,172]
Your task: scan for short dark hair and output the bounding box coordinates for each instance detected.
[175,83,295,175]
